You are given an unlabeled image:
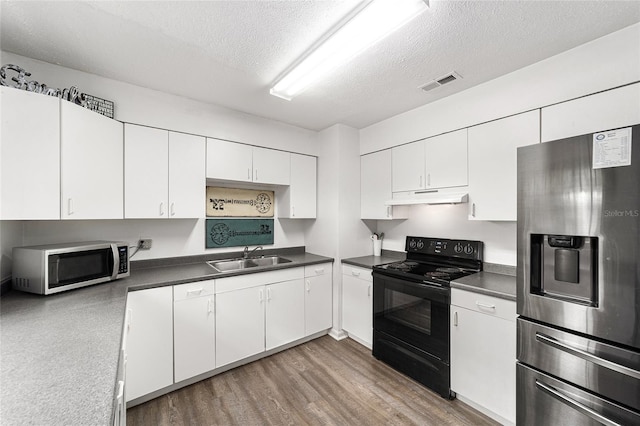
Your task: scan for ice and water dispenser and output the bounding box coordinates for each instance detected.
[529,234,598,306]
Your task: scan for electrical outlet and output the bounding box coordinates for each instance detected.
[139,238,153,250]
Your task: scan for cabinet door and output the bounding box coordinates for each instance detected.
[174,294,215,382]
[425,129,468,189]
[541,83,640,142]
[215,286,265,367]
[124,124,168,218]
[253,147,290,185]
[468,110,540,221]
[289,153,316,218]
[361,150,393,219]
[342,273,372,348]
[1,87,60,220]
[305,264,333,335]
[392,141,424,192]
[61,101,123,219]
[126,287,173,402]
[266,279,305,350]
[451,305,516,423]
[169,132,205,218]
[206,138,253,182]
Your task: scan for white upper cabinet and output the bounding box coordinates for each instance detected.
[361,149,407,220]
[424,129,468,189]
[392,141,424,192]
[206,138,290,185]
[206,138,253,182]
[541,83,640,142]
[125,125,169,218]
[1,87,60,220]
[279,153,316,218]
[468,110,540,221]
[391,130,468,193]
[60,100,123,219]
[168,132,205,218]
[125,125,205,219]
[253,147,290,185]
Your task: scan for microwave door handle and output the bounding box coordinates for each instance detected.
[536,332,640,380]
[110,244,119,280]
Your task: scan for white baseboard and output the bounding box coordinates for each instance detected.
[328,328,348,340]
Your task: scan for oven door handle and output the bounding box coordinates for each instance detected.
[536,332,640,380]
[535,380,622,426]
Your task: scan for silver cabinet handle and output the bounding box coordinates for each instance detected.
[367,284,371,297]
[351,270,360,277]
[387,206,391,218]
[186,288,203,296]
[292,206,295,217]
[314,268,324,274]
[535,380,622,426]
[306,279,310,292]
[255,169,258,181]
[536,332,640,380]
[471,203,476,217]
[159,202,165,216]
[259,289,264,303]
[267,287,272,301]
[427,173,431,187]
[476,301,496,310]
[453,311,458,326]
[207,298,213,314]
[170,202,175,216]
[67,198,74,215]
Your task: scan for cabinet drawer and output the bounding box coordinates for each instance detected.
[341,264,372,282]
[174,280,215,301]
[305,263,331,277]
[216,267,304,294]
[451,288,515,322]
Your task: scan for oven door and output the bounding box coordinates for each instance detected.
[373,272,450,361]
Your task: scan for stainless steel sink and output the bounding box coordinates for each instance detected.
[207,256,291,272]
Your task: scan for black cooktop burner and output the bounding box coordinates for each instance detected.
[372,237,483,286]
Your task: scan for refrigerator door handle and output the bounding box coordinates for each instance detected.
[535,379,622,426]
[536,332,640,380]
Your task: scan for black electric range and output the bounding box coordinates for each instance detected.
[372,236,483,398]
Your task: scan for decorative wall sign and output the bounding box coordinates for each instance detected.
[206,219,274,248]
[207,187,274,217]
[0,64,115,118]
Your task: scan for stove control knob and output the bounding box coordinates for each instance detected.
[454,243,463,253]
[409,239,417,249]
[464,244,475,255]
[416,240,424,249]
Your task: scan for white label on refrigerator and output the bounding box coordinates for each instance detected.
[593,127,632,169]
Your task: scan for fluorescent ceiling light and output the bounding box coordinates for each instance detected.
[270,0,429,100]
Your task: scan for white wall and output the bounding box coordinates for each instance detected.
[305,124,371,335]
[362,23,640,266]
[0,51,316,261]
[360,23,640,154]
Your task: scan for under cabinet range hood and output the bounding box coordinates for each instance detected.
[386,189,469,206]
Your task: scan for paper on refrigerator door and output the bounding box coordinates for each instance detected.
[593,127,632,169]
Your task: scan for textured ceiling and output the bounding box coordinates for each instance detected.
[1,1,639,131]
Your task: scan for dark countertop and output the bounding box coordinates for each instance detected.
[0,248,332,426]
[340,250,405,269]
[451,271,517,301]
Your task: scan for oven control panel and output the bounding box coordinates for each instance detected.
[406,236,483,260]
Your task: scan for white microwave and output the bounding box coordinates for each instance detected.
[12,241,130,295]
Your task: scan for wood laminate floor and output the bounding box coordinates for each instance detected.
[127,336,499,426]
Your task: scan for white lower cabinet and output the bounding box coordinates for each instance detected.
[304,263,333,335]
[215,268,305,368]
[173,280,215,383]
[126,287,173,402]
[265,279,305,350]
[215,285,265,368]
[341,264,373,348]
[450,288,516,425]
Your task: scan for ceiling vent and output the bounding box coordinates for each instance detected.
[419,71,462,92]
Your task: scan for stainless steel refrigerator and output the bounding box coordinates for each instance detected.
[517,125,640,425]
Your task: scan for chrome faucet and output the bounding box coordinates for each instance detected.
[243,246,263,259]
